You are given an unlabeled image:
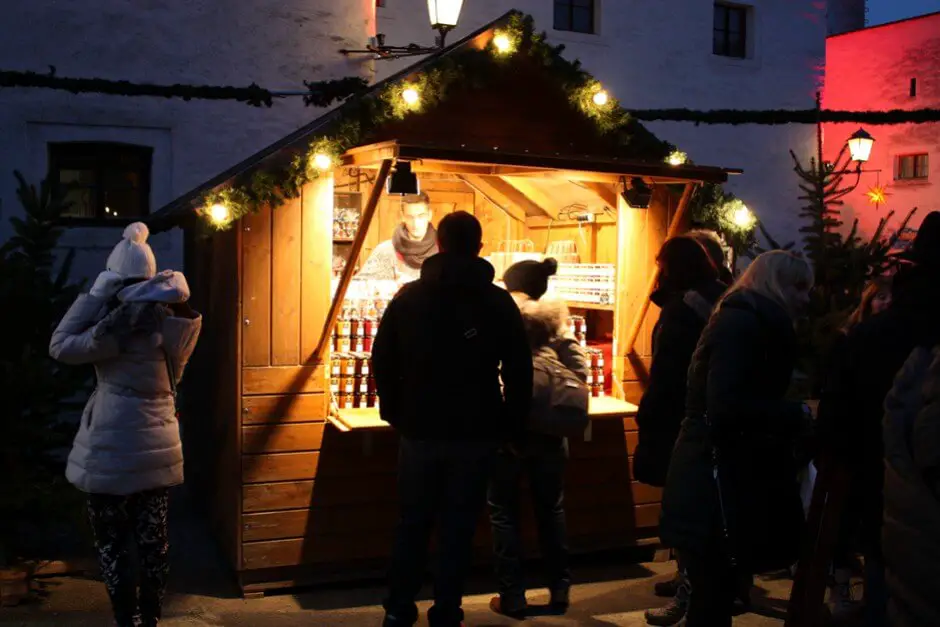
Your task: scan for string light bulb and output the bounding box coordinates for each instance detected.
[208,203,231,226]
[492,32,514,55]
[592,89,609,107]
[402,87,420,106]
[666,150,688,166]
[731,204,756,230]
[312,153,333,171]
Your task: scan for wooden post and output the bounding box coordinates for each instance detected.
[622,182,697,355]
[311,159,393,366]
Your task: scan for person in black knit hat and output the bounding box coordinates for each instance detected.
[502,258,559,300]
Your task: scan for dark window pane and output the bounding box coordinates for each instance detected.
[572,6,593,33]
[713,29,726,55]
[729,8,744,32]
[728,32,745,57]
[573,0,592,7]
[915,154,929,178]
[554,2,571,31]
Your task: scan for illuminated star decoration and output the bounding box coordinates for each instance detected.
[866,184,890,208]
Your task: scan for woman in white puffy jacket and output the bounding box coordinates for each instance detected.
[49,223,202,627]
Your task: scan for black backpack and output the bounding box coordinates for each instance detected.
[529,346,590,437]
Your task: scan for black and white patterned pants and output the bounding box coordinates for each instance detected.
[87,488,170,627]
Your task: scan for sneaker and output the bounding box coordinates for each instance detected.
[645,579,690,626]
[654,571,682,598]
[489,596,527,620]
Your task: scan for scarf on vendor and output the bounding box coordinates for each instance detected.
[392,223,439,270]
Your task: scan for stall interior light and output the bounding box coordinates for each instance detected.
[847,127,875,163]
[622,178,652,208]
[387,161,420,195]
[312,153,333,171]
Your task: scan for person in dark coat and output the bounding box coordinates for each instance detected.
[882,344,940,627]
[373,211,533,627]
[635,236,726,626]
[488,258,589,619]
[689,229,734,285]
[660,250,815,626]
[816,211,940,626]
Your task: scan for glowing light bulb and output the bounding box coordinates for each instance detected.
[312,153,333,171]
[402,88,420,106]
[732,205,755,229]
[592,90,609,107]
[666,150,688,166]
[492,32,513,54]
[208,203,230,226]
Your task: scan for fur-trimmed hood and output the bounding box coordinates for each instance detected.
[511,292,572,347]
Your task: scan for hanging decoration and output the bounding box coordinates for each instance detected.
[490,30,518,56]
[866,184,889,208]
[666,150,688,166]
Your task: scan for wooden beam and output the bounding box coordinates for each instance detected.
[311,160,393,367]
[500,177,559,220]
[622,182,698,355]
[457,175,526,223]
[577,181,619,211]
[525,214,616,229]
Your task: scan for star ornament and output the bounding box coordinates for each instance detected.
[866,184,890,208]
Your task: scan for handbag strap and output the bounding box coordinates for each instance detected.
[162,348,179,413]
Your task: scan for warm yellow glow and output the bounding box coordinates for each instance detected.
[592,89,610,107]
[402,87,420,106]
[666,150,688,166]
[847,128,875,163]
[312,153,333,171]
[866,185,888,207]
[208,203,230,225]
[492,32,514,54]
[732,205,756,229]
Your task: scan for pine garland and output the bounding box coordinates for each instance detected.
[0,68,367,108]
[628,107,940,125]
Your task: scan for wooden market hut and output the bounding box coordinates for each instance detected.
[147,12,739,596]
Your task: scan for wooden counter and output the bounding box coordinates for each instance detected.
[328,396,638,433]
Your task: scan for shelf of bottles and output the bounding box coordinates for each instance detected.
[329,279,399,410]
[549,263,616,307]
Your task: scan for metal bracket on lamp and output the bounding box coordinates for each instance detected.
[340,26,455,60]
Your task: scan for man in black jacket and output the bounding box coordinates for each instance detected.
[374,211,533,627]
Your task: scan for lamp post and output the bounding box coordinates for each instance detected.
[340,0,464,60]
[831,127,879,194]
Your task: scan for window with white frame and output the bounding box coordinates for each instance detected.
[48,142,153,223]
[895,153,929,181]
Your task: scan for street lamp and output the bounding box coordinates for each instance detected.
[847,128,875,165]
[340,0,464,60]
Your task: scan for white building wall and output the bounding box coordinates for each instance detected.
[1,0,829,276]
[0,0,374,280]
[823,12,940,238]
[375,0,828,248]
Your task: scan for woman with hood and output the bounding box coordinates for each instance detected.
[660,250,814,626]
[634,235,727,626]
[487,258,589,619]
[49,223,202,627]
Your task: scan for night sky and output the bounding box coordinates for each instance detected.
[866,0,940,25]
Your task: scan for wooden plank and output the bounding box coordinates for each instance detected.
[242,207,272,366]
[242,394,329,425]
[243,476,399,512]
[623,182,697,355]
[242,423,326,454]
[500,176,559,220]
[578,181,619,211]
[457,175,526,223]
[271,194,302,365]
[312,160,392,368]
[301,177,334,360]
[242,366,326,395]
[243,504,399,542]
[242,449,398,483]
[242,534,393,569]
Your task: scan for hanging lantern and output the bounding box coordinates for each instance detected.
[208,203,231,226]
[427,0,464,29]
[730,203,756,230]
[401,87,420,107]
[492,31,514,55]
[847,128,875,163]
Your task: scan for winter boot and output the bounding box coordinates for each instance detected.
[827,568,863,622]
[654,570,683,598]
[645,574,690,626]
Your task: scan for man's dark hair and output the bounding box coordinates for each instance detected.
[437,211,482,257]
[657,235,719,292]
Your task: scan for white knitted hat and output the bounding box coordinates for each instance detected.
[106,222,157,280]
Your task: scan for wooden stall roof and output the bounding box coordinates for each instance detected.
[146,9,741,233]
[341,140,737,184]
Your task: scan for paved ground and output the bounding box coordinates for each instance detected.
[0,489,793,626]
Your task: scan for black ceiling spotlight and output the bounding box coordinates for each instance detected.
[386,161,420,195]
[622,177,653,208]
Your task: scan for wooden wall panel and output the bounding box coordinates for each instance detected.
[272,195,302,365]
[242,534,393,569]
[243,475,399,512]
[301,178,334,360]
[242,366,325,396]
[242,423,326,454]
[241,394,328,424]
[243,452,321,483]
[242,208,272,366]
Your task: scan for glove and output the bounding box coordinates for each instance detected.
[90,271,124,299]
